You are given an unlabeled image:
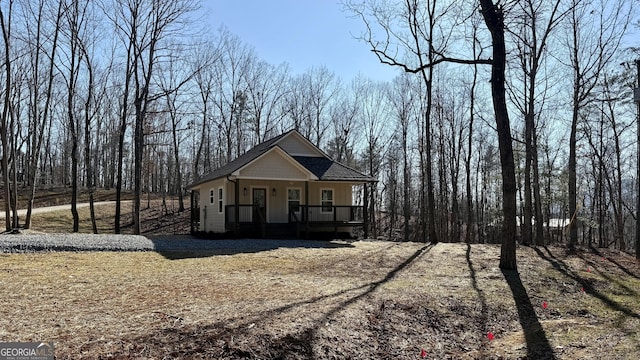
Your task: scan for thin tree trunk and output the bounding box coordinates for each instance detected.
[0,3,12,232]
[81,40,97,234]
[635,59,640,261]
[66,0,82,233]
[115,12,136,234]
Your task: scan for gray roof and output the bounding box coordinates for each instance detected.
[190,131,374,187]
[292,156,374,181]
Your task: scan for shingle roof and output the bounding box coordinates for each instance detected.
[292,156,374,181]
[189,131,290,187]
[189,130,375,188]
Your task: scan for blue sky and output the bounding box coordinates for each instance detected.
[202,1,400,82]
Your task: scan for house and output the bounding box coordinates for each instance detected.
[188,130,376,238]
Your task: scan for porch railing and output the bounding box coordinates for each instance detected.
[225,204,266,225]
[288,205,365,224]
[225,204,365,237]
[224,204,365,225]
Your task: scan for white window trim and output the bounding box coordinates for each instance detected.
[320,188,334,214]
[286,187,302,214]
[218,187,224,214]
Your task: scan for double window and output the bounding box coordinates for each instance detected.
[210,189,215,204]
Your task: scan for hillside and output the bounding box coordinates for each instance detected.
[0,242,638,359]
[0,188,190,235]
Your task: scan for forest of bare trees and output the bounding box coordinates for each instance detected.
[0,1,638,261]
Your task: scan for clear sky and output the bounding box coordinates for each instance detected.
[202,1,401,83]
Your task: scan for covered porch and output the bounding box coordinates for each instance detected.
[224,203,367,238]
[221,179,371,238]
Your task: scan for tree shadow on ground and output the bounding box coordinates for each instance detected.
[465,244,490,358]
[588,246,640,280]
[534,246,640,320]
[501,267,557,359]
[148,237,356,259]
[115,243,434,358]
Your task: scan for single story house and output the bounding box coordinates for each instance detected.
[189,130,376,238]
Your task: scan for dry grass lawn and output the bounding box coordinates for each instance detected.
[0,242,639,359]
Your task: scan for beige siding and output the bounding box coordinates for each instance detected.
[278,134,323,156]
[222,180,356,224]
[197,177,359,229]
[238,150,310,180]
[307,182,353,205]
[231,179,300,223]
[198,178,226,233]
[306,182,354,222]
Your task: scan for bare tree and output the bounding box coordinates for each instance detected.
[348,0,517,267]
[359,77,389,239]
[507,0,565,246]
[158,53,196,213]
[327,79,360,166]
[566,0,631,250]
[464,19,482,243]
[347,0,473,244]
[245,60,289,145]
[190,43,219,179]
[0,1,11,231]
[19,0,64,229]
[479,0,518,269]
[390,73,417,242]
[61,0,93,232]
[211,28,253,163]
[105,0,198,234]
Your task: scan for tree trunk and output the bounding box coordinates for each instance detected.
[67,38,79,233]
[0,4,12,232]
[133,94,144,234]
[403,125,410,242]
[479,0,518,270]
[568,91,578,250]
[81,41,97,234]
[636,59,640,261]
[523,111,533,246]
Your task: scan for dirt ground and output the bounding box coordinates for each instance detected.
[0,241,638,359]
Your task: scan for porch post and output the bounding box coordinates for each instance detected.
[234,179,240,237]
[363,183,369,239]
[305,181,309,239]
[334,205,338,239]
[190,190,195,234]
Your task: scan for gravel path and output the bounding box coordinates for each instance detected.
[0,233,350,253]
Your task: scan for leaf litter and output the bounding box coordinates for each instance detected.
[0,242,638,359]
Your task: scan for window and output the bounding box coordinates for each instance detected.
[288,188,301,213]
[210,189,215,204]
[218,187,224,213]
[321,189,333,213]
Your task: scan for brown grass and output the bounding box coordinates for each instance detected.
[0,242,638,359]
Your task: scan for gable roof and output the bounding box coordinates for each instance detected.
[189,130,374,188]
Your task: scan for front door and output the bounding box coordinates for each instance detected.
[252,188,267,222]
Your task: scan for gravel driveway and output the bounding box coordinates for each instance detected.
[0,233,350,253]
